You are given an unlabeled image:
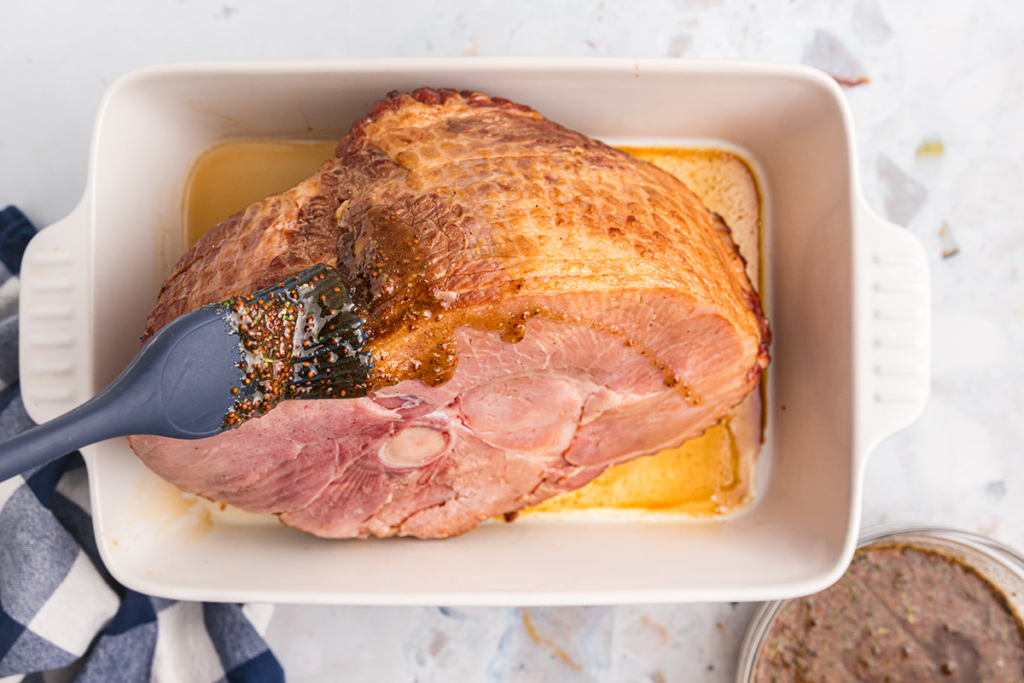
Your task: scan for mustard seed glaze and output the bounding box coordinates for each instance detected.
[335,199,691,394]
[221,266,372,427]
[335,194,698,393]
[755,544,1024,683]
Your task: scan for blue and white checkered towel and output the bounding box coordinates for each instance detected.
[0,207,285,682]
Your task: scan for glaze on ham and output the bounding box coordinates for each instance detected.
[128,89,769,539]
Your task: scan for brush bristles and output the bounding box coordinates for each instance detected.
[220,265,373,428]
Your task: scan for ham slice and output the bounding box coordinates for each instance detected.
[128,88,770,539]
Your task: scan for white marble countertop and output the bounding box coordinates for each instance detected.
[4,1,1023,680]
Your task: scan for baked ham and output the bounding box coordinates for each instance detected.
[127,88,770,539]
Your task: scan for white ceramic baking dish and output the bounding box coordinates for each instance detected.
[19,59,929,605]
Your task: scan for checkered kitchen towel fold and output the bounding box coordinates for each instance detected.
[0,207,285,683]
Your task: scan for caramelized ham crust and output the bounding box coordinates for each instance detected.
[128,88,769,539]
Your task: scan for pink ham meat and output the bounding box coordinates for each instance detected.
[128,88,770,539]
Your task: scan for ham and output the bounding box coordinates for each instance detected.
[128,88,770,539]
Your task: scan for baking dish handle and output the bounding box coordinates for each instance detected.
[18,197,93,425]
[857,199,930,456]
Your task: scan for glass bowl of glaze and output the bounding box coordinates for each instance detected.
[736,523,1024,682]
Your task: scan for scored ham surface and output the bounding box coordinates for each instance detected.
[128,88,770,539]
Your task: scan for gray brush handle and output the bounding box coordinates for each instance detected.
[0,383,150,481]
[0,306,242,481]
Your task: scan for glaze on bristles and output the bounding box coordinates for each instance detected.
[219,265,372,428]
